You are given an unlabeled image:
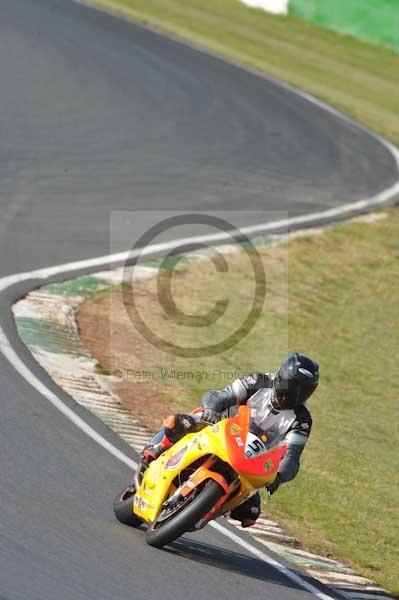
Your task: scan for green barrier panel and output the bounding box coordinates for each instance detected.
[290,0,399,51]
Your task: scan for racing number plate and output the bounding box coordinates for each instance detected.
[244,432,268,458]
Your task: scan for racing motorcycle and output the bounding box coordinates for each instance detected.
[113,405,287,548]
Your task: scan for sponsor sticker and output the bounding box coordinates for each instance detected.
[134,495,148,510]
[230,423,241,435]
[165,446,187,470]
[263,459,273,471]
[244,432,268,458]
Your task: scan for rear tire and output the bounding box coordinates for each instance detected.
[145,480,224,548]
[113,486,143,528]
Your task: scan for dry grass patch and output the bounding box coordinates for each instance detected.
[78,209,399,593]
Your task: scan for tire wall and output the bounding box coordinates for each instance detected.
[289,0,399,51]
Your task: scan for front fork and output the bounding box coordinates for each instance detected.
[177,455,241,528]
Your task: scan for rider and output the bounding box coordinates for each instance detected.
[137,352,319,528]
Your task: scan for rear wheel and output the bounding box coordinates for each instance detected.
[113,485,143,528]
[145,480,224,548]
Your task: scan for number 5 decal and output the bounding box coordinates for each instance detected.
[244,432,268,458]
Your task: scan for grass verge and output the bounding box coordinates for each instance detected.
[77,0,399,591]
[78,209,399,594]
[84,0,399,145]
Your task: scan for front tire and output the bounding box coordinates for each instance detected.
[145,480,224,548]
[113,485,143,528]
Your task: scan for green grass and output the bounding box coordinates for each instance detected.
[79,210,399,594]
[85,0,399,144]
[269,213,399,594]
[77,2,399,591]
[291,0,399,51]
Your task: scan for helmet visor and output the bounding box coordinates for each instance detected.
[273,376,316,409]
[272,388,290,410]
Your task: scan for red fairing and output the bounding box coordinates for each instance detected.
[225,410,287,477]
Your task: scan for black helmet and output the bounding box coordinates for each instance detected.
[272,352,319,410]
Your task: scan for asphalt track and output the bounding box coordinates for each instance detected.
[0,1,398,599]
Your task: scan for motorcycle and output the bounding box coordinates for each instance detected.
[113,405,287,548]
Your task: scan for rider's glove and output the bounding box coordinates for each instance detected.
[200,408,221,424]
[266,473,282,496]
[163,414,196,440]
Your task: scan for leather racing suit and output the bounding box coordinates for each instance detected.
[142,372,312,525]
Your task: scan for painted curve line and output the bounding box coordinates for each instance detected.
[11,221,395,600]
[1,17,399,592]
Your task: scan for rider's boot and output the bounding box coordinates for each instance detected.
[229,492,261,528]
[240,518,258,528]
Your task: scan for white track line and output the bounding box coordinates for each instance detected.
[2,196,399,600]
[211,522,338,600]
[1,172,399,296]
[0,310,337,600]
[1,213,394,600]
[2,4,399,595]
[0,326,136,470]
[77,0,399,190]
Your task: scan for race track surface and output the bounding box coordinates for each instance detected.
[0,1,397,599]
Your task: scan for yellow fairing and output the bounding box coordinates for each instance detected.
[133,418,279,524]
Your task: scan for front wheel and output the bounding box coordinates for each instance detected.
[145,480,224,548]
[113,485,143,528]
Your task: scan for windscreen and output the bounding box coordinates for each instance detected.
[246,388,287,450]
